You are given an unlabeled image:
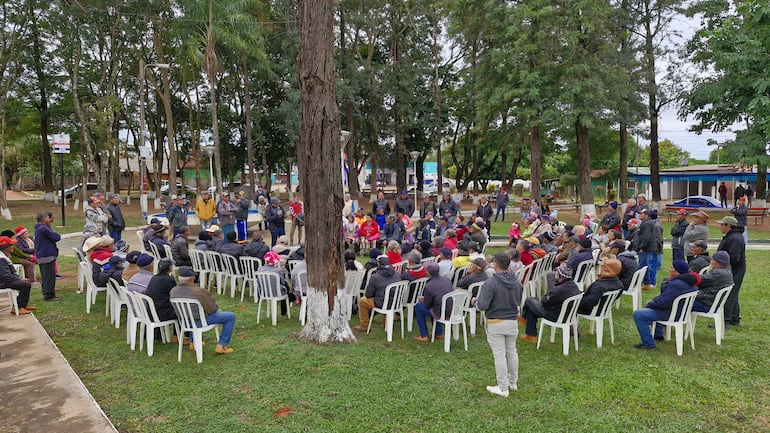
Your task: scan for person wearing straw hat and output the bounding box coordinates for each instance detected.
[0,236,35,314]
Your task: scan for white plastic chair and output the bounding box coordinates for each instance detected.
[221,254,245,298]
[421,256,438,264]
[403,277,428,333]
[537,293,583,356]
[616,266,648,311]
[189,249,209,289]
[392,260,407,274]
[136,230,146,253]
[432,290,471,352]
[132,292,179,356]
[366,280,408,342]
[451,264,470,289]
[255,271,290,326]
[578,289,622,348]
[171,298,221,363]
[0,286,19,316]
[72,247,88,293]
[122,289,143,350]
[239,256,263,302]
[464,281,486,336]
[205,251,226,295]
[573,259,595,292]
[147,242,162,274]
[295,270,309,325]
[690,284,734,345]
[79,261,108,315]
[343,269,366,321]
[651,291,698,356]
[361,267,377,299]
[106,279,130,329]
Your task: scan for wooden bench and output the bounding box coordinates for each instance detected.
[747,208,768,225]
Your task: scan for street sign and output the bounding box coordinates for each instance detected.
[52,134,71,154]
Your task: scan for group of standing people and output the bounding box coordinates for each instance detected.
[718,182,755,208]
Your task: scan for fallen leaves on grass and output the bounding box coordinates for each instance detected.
[274,406,292,417]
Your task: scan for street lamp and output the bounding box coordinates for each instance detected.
[202,139,216,200]
[707,139,726,165]
[410,151,421,209]
[139,59,170,219]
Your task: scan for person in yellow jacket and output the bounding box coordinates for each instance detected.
[195,191,216,230]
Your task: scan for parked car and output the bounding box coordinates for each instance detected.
[160,183,197,198]
[665,195,722,209]
[58,183,99,198]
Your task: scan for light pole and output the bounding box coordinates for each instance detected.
[202,140,216,200]
[287,156,294,200]
[139,59,170,218]
[410,150,421,209]
[707,139,726,165]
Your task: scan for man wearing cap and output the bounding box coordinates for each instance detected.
[458,257,489,296]
[733,183,745,208]
[566,238,594,273]
[475,253,522,397]
[371,191,391,216]
[717,215,746,327]
[465,222,488,251]
[519,263,581,343]
[34,211,61,301]
[577,259,623,315]
[670,209,689,262]
[687,240,711,273]
[413,262,454,342]
[395,190,415,218]
[608,240,638,289]
[437,247,454,278]
[235,191,252,242]
[145,258,178,321]
[354,255,402,331]
[216,192,238,243]
[600,202,621,231]
[438,192,459,218]
[171,226,192,267]
[683,211,709,261]
[693,251,734,314]
[83,196,109,240]
[636,209,658,291]
[149,225,170,258]
[494,188,510,222]
[171,266,236,354]
[420,195,437,219]
[0,236,35,314]
[127,253,155,294]
[730,196,749,245]
[204,225,223,251]
[106,194,125,242]
[195,190,216,230]
[264,197,287,247]
[631,259,698,349]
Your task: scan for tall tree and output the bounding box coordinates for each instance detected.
[296,0,354,343]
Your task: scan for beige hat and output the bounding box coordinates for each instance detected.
[98,235,115,247]
[82,236,102,252]
[206,224,221,233]
[597,259,622,279]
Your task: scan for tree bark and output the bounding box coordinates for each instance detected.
[619,123,629,201]
[297,0,355,343]
[529,122,541,200]
[575,118,595,215]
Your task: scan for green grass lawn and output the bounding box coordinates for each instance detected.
[32,251,770,433]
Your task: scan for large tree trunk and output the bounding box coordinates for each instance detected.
[297,0,354,344]
[242,62,256,199]
[529,122,541,200]
[619,123,629,201]
[575,119,595,215]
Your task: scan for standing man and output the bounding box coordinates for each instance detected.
[438,192,459,218]
[733,183,745,208]
[718,182,728,208]
[195,191,216,230]
[34,211,61,301]
[746,184,754,207]
[420,195,437,218]
[494,188,510,222]
[167,196,188,237]
[670,209,689,262]
[83,196,108,240]
[476,196,494,232]
[106,194,125,242]
[716,216,746,328]
[636,209,658,291]
[730,196,749,246]
[171,266,236,354]
[474,253,523,398]
[371,191,390,216]
[288,194,305,245]
[216,192,237,242]
[235,191,251,242]
[683,211,709,261]
[264,197,287,247]
[395,190,415,217]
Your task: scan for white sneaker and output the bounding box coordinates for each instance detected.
[509,383,518,391]
[486,385,509,397]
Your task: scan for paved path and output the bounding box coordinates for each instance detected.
[0,309,118,433]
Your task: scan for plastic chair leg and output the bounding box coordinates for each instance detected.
[385,313,393,342]
[444,326,451,352]
[595,320,604,349]
[562,326,570,356]
[675,325,684,356]
[406,305,414,333]
[469,309,477,336]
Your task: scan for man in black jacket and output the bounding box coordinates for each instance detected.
[577,259,623,315]
[670,209,689,262]
[716,216,746,327]
[518,263,581,342]
[609,240,638,289]
[354,256,402,331]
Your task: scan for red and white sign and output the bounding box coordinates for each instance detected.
[52,134,71,154]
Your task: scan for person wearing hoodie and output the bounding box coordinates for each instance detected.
[34,211,61,301]
[354,256,402,332]
[717,216,746,327]
[632,259,698,349]
[518,263,580,343]
[413,262,454,342]
[243,232,269,259]
[577,259,623,315]
[608,240,638,289]
[474,253,524,398]
[194,231,211,251]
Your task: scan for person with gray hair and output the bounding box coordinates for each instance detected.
[106,193,125,242]
[692,251,733,314]
[413,262,454,342]
[474,253,523,397]
[402,249,426,281]
[171,266,236,354]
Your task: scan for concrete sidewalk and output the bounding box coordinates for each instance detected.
[0,309,118,433]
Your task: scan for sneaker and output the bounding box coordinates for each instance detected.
[56,274,64,279]
[509,384,518,392]
[641,284,653,291]
[486,385,509,398]
[519,334,538,343]
[214,344,234,354]
[633,343,656,350]
[413,336,429,342]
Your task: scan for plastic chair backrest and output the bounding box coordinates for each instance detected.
[221,254,242,276]
[628,266,648,292]
[589,289,622,318]
[79,261,97,289]
[133,292,164,323]
[122,286,142,318]
[405,277,429,305]
[665,291,698,322]
[452,265,471,288]
[574,260,595,288]
[553,293,583,325]
[294,270,308,296]
[190,249,207,273]
[468,281,485,299]
[286,259,302,276]
[440,290,470,322]
[163,244,173,261]
[381,280,408,310]
[136,231,145,253]
[206,251,225,273]
[255,271,282,298]
[171,298,209,329]
[421,256,438,264]
[344,269,365,296]
[148,241,162,260]
[392,260,407,274]
[239,256,263,280]
[72,247,86,262]
[361,267,377,295]
[519,262,536,285]
[705,284,734,315]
